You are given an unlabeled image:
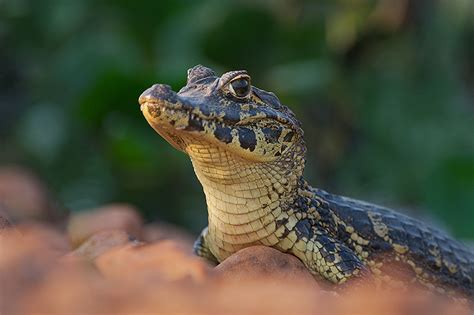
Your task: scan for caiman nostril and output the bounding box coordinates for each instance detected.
[138,84,174,105]
[138,86,156,105]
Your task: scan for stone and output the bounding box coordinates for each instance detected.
[67,204,143,247]
[0,166,53,222]
[17,222,71,254]
[0,224,69,315]
[63,230,135,261]
[1,231,467,315]
[213,245,320,289]
[95,240,211,283]
[142,222,194,249]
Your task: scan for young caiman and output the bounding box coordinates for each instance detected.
[139,65,473,298]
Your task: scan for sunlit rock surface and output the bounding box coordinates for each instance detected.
[67,204,143,247]
[0,206,471,315]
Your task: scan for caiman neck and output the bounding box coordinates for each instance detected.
[187,141,305,260]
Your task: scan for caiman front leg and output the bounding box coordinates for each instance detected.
[277,227,368,284]
[193,226,219,265]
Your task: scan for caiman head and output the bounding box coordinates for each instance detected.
[139,65,306,189]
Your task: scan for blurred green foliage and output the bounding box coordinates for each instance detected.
[1,0,473,237]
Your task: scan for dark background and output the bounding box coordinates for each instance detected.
[1,0,473,238]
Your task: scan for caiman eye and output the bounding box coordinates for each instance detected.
[229,77,251,98]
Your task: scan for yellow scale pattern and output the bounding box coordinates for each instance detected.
[187,141,294,260]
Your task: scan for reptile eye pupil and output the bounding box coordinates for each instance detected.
[231,78,250,97]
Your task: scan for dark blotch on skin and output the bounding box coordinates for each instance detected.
[185,116,204,132]
[350,210,375,237]
[313,203,337,231]
[339,250,357,264]
[336,224,351,243]
[338,260,359,275]
[238,127,257,151]
[214,125,233,144]
[368,238,391,253]
[294,195,309,212]
[332,205,374,237]
[222,106,242,124]
[276,217,289,228]
[262,127,282,144]
[283,131,294,142]
[280,227,291,239]
[336,247,366,274]
[384,216,406,241]
[338,261,356,274]
[295,219,313,239]
[319,246,330,259]
[326,254,336,263]
[319,236,337,253]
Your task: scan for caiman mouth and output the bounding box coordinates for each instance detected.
[141,101,209,131]
[139,82,296,125]
[139,84,244,153]
[139,83,273,130]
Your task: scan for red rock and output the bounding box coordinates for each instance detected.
[62,230,135,261]
[0,224,69,315]
[17,222,70,254]
[124,280,322,315]
[0,224,67,270]
[0,166,52,222]
[95,240,211,283]
[214,245,320,289]
[2,233,468,315]
[15,260,116,315]
[142,222,194,249]
[67,204,143,247]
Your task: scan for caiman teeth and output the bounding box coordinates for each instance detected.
[147,101,233,129]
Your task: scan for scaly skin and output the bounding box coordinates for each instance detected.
[139,65,473,298]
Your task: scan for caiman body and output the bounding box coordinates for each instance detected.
[139,65,473,298]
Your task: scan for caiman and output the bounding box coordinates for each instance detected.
[138,65,473,298]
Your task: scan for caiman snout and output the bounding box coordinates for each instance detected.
[138,84,177,106]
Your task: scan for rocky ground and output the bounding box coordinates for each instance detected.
[0,166,470,315]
